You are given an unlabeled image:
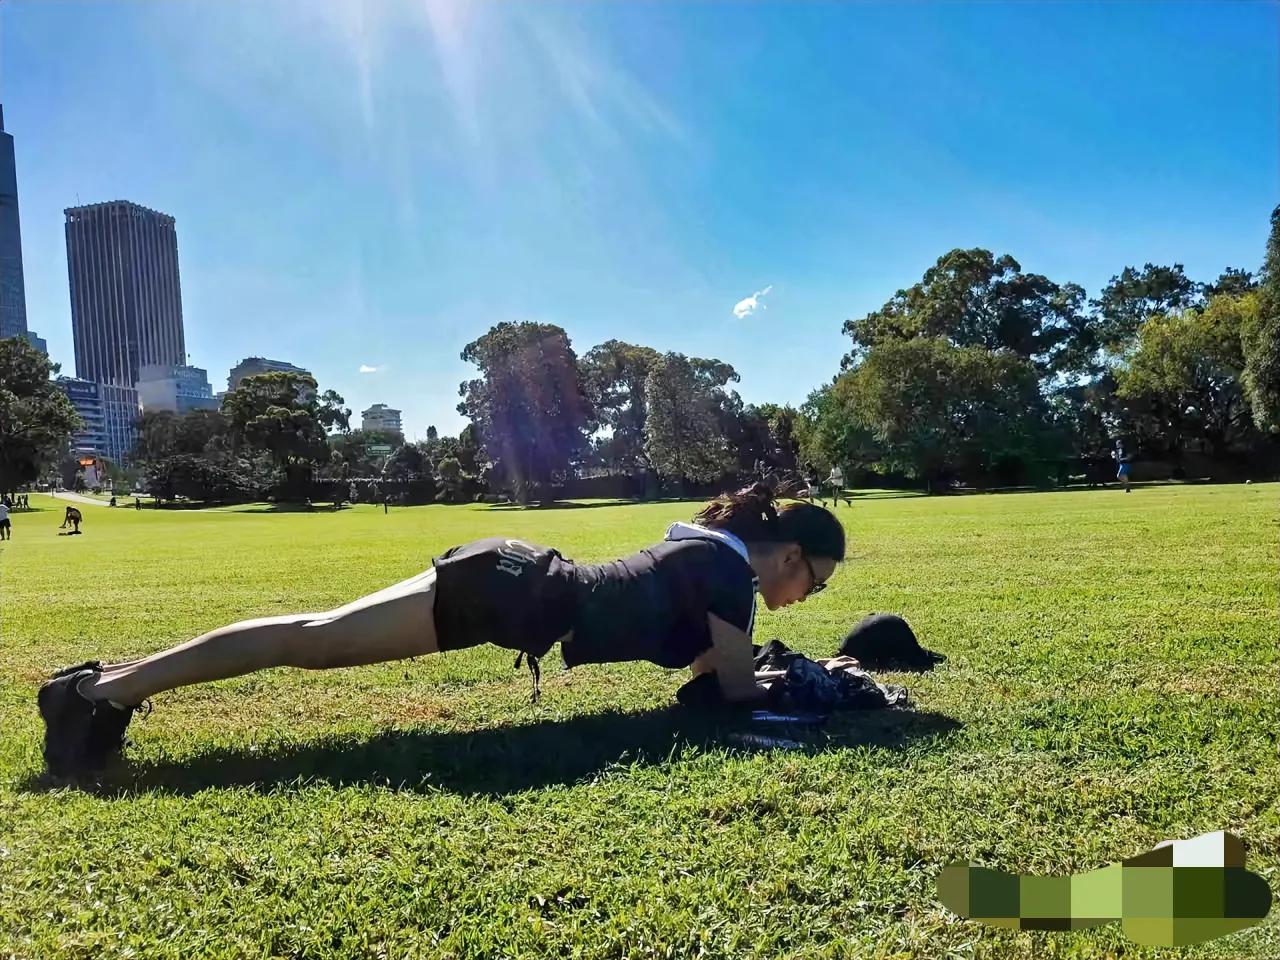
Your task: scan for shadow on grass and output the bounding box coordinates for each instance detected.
[235,504,351,514]
[486,498,659,511]
[28,706,960,798]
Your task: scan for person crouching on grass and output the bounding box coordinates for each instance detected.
[37,484,845,779]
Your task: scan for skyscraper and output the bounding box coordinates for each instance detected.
[65,200,186,386]
[0,104,32,345]
[65,200,187,462]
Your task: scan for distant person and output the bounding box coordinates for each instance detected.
[383,495,390,515]
[109,496,117,508]
[134,498,142,511]
[60,506,83,533]
[802,466,821,505]
[37,484,845,778]
[0,499,11,540]
[1114,441,1132,494]
[826,465,852,507]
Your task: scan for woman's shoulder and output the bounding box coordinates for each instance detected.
[646,535,753,582]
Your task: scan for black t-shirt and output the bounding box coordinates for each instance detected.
[562,537,757,669]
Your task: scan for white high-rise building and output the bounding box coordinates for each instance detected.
[361,403,403,437]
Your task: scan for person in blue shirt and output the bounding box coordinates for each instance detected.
[1114,440,1132,493]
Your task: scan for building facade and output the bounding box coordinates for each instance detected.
[65,200,186,388]
[361,403,403,437]
[0,104,42,352]
[97,385,140,464]
[136,363,218,414]
[55,377,108,458]
[227,356,310,392]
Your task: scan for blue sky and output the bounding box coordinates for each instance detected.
[3,1,1276,438]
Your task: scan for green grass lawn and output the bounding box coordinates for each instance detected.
[1,485,1276,959]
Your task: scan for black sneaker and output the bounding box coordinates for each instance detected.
[37,661,136,778]
[38,660,101,778]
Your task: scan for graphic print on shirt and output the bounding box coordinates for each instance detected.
[496,539,540,578]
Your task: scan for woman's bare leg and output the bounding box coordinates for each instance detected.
[78,569,440,706]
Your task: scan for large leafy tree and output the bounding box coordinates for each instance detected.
[143,453,253,504]
[328,428,404,478]
[643,352,733,486]
[797,381,882,476]
[1116,294,1262,457]
[752,402,803,471]
[221,371,350,497]
[841,338,1053,490]
[1243,205,1280,432]
[1091,263,1200,349]
[1206,267,1257,298]
[0,337,81,493]
[135,410,181,463]
[580,340,662,470]
[841,248,1086,377]
[135,409,230,464]
[458,322,591,500]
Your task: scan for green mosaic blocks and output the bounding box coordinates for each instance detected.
[937,831,1272,947]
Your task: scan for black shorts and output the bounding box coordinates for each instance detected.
[0,519,9,529]
[431,538,577,659]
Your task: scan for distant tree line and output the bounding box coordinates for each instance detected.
[3,206,1277,504]
[798,207,1280,490]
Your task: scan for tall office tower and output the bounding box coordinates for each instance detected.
[0,104,36,347]
[65,200,187,461]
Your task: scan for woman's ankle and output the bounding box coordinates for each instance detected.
[76,669,140,708]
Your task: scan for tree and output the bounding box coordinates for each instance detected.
[135,410,181,463]
[580,340,662,470]
[0,337,81,494]
[1206,268,1257,298]
[1116,294,1262,457]
[436,457,463,502]
[458,322,591,501]
[643,352,733,486]
[135,408,229,465]
[841,248,1085,377]
[797,381,883,477]
[1091,263,1200,349]
[175,408,229,456]
[143,454,253,503]
[221,371,350,498]
[1243,206,1280,432]
[752,403,803,472]
[329,428,401,478]
[840,338,1054,490]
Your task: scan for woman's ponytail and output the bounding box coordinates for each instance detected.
[694,482,845,561]
[694,482,779,542]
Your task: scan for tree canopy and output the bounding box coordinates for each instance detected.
[0,338,81,493]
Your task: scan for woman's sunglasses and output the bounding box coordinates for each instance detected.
[802,556,827,598]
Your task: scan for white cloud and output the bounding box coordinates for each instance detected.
[359,364,379,374]
[733,284,773,319]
